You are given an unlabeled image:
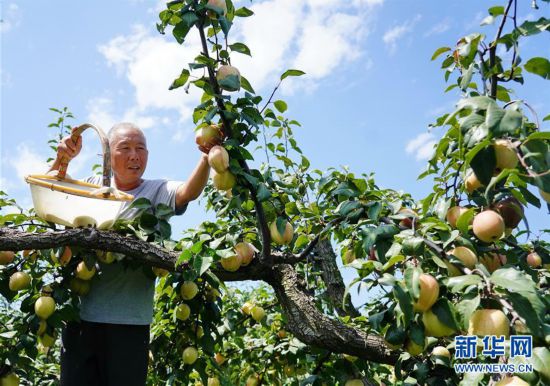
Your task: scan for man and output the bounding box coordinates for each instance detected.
[49,122,213,386]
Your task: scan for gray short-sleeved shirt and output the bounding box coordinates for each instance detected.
[79,176,184,325]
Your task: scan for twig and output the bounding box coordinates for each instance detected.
[298,218,343,260]
[489,0,515,99]
[259,81,282,114]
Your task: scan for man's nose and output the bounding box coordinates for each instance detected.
[128,149,140,160]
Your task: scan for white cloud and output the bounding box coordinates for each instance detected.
[95,25,201,132]
[0,3,21,33]
[92,0,383,139]
[292,13,363,78]
[0,67,13,87]
[0,177,16,193]
[231,0,380,93]
[406,132,437,161]
[8,144,48,180]
[424,18,451,37]
[86,97,160,132]
[465,11,484,30]
[383,14,422,54]
[171,129,193,143]
[87,97,117,131]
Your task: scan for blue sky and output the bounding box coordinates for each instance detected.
[1,1,548,258]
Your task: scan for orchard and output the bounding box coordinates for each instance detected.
[1,0,550,385]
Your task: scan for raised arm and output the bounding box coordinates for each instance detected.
[175,153,210,211]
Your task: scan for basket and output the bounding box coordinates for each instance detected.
[25,123,133,229]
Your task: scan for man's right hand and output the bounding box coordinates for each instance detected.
[57,134,82,161]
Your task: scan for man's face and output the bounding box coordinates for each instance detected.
[110,128,148,188]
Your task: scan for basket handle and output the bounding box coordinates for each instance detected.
[56,123,111,187]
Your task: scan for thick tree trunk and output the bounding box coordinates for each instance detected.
[267,264,397,365]
[314,238,360,318]
[0,227,397,365]
[0,228,268,281]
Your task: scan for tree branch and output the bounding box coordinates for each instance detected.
[267,264,398,365]
[313,238,360,318]
[196,21,272,265]
[0,228,267,282]
[489,0,515,98]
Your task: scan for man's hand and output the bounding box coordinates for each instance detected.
[57,134,82,161]
[198,144,217,154]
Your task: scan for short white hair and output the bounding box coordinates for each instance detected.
[108,122,145,144]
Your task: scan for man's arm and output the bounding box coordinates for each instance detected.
[175,154,210,210]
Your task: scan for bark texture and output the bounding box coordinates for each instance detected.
[0,227,397,365]
[268,264,398,365]
[314,238,360,318]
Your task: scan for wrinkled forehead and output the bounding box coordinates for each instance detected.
[110,128,147,147]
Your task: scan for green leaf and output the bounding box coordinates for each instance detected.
[456,208,475,234]
[431,299,460,330]
[458,113,485,132]
[485,102,505,132]
[431,46,451,61]
[172,21,191,44]
[385,323,406,346]
[194,255,213,277]
[285,201,299,216]
[280,69,305,81]
[139,212,158,233]
[240,76,255,94]
[181,11,198,28]
[525,131,550,141]
[460,64,474,91]
[456,294,480,330]
[402,237,424,256]
[480,15,495,26]
[488,6,504,16]
[219,16,232,36]
[507,292,542,337]
[495,109,523,135]
[234,6,254,17]
[177,249,192,265]
[496,85,511,102]
[457,96,496,111]
[531,347,550,384]
[158,220,171,239]
[404,267,421,300]
[490,267,537,293]
[470,145,496,185]
[409,323,425,346]
[459,372,484,386]
[276,217,287,235]
[445,275,482,293]
[229,42,251,56]
[129,197,152,210]
[155,203,174,218]
[256,183,271,202]
[273,100,287,113]
[0,331,17,339]
[524,57,550,80]
[517,17,550,37]
[382,254,405,272]
[294,234,309,249]
[338,201,362,217]
[393,284,413,327]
